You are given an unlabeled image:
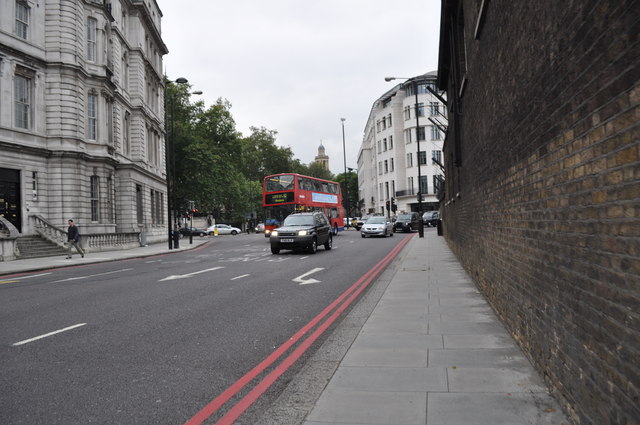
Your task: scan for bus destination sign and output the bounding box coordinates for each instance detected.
[266,192,294,204]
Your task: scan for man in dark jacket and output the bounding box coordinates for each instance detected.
[66,219,85,259]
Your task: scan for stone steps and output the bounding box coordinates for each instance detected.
[16,235,68,259]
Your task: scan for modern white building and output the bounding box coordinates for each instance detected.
[0,0,168,250]
[357,71,445,217]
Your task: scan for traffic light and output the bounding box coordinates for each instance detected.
[385,200,390,211]
[391,198,397,212]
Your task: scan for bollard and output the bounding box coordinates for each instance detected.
[214,227,219,236]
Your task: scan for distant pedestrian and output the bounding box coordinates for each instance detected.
[66,219,85,259]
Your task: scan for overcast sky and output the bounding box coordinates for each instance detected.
[157,0,441,175]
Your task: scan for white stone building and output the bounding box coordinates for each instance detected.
[357,71,446,217]
[0,0,167,243]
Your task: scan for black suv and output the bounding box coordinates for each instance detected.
[270,212,333,254]
[393,212,420,233]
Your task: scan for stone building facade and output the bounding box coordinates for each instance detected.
[0,0,167,242]
[358,71,446,217]
[437,0,639,424]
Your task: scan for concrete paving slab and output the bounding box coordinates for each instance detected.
[350,332,444,350]
[427,392,569,425]
[327,366,448,392]
[359,316,429,335]
[429,348,530,368]
[443,334,518,349]
[429,321,506,335]
[437,312,499,323]
[447,367,549,393]
[305,389,427,425]
[341,345,429,368]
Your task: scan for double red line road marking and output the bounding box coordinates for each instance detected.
[185,234,414,425]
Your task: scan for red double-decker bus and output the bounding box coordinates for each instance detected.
[263,173,345,236]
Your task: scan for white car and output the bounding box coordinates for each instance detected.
[206,224,241,235]
[360,216,394,238]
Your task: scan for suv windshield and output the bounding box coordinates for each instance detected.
[283,215,314,226]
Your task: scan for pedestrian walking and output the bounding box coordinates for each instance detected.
[66,219,85,259]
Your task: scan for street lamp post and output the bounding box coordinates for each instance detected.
[385,76,425,237]
[165,77,202,249]
[341,118,349,229]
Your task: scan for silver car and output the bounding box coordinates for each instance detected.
[360,216,394,238]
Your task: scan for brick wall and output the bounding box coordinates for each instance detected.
[438,1,639,424]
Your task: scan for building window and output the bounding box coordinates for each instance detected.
[429,102,440,116]
[136,184,143,224]
[107,175,114,223]
[383,138,387,151]
[431,125,441,140]
[388,114,392,127]
[87,93,97,140]
[417,126,426,141]
[390,158,395,172]
[90,175,100,222]
[404,129,412,144]
[121,53,129,91]
[385,182,389,199]
[384,160,388,173]
[407,153,413,167]
[404,106,411,120]
[123,111,130,155]
[418,151,427,165]
[150,190,156,224]
[14,74,31,129]
[377,140,382,154]
[382,117,387,130]
[15,1,29,39]
[31,171,38,200]
[389,136,394,149]
[432,150,442,164]
[86,18,97,61]
[417,103,425,117]
[408,177,414,193]
[419,176,428,196]
[378,161,383,175]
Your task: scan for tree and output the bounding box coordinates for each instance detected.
[334,171,359,217]
[305,162,335,181]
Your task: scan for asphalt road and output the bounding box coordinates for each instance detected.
[0,230,411,425]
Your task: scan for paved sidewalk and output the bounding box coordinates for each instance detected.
[299,231,571,425]
[0,237,210,276]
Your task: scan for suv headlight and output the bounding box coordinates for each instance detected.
[297,230,308,236]
[271,230,278,237]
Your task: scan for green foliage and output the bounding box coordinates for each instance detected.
[166,78,316,223]
[334,171,359,217]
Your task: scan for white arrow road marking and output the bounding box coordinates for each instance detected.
[53,268,133,283]
[160,266,224,281]
[293,268,325,285]
[13,323,87,346]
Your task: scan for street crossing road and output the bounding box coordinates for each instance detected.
[0,231,411,425]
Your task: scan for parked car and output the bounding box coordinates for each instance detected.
[255,223,265,233]
[270,212,333,254]
[178,227,207,237]
[355,216,369,231]
[423,211,440,227]
[206,224,241,235]
[393,212,420,233]
[360,216,394,238]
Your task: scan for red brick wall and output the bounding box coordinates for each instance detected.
[440,1,639,423]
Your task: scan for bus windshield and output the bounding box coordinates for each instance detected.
[265,175,295,192]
